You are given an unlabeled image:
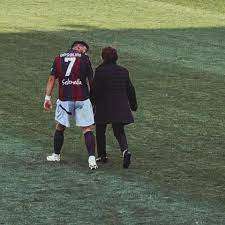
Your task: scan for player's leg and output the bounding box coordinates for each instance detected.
[75,99,97,169]
[96,123,108,163]
[81,126,96,156]
[81,126,98,169]
[47,123,66,161]
[112,123,131,168]
[47,100,70,162]
[54,123,66,155]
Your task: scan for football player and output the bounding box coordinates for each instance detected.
[44,41,97,170]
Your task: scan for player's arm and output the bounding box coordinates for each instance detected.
[84,55,94,87]
[44,56,58,111]
[91,70,98,106]
[44,75,55,111]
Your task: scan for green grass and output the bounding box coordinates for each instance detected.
[1,0,225,224]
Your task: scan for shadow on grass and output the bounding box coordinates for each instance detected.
[0,25,225,224]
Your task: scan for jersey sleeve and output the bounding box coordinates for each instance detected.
[50,56,59,78]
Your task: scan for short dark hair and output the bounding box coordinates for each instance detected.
[102,47,118,63]
[71,41,89,51]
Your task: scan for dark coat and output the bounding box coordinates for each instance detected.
[92,62,137,124]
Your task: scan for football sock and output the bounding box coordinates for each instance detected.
[84,131,95,156]
[113,124,128,153]
[54,130,64,154]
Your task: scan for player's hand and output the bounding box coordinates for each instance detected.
[44,100,52,111]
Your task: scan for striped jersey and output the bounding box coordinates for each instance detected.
[50,50,93,101]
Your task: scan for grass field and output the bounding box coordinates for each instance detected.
[1,0,225,224]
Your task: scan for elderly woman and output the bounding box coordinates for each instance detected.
[92,47,137,168]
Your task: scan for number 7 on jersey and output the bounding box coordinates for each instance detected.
[65,57,76,77]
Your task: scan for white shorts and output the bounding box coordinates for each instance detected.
[55,99,94,128]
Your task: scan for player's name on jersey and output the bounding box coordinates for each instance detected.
[62,78,82,86]
[60,52,81,58]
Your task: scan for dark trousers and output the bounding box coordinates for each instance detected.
[96,123,128,157]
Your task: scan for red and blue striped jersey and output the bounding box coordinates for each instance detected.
[50,50,93,101]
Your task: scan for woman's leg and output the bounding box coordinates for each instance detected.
[112,123,131,168]
[96,123,107,158]
[112,123,128,153]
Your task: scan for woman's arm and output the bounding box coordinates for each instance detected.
[127,77,138,111]
[90,69,101,106]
